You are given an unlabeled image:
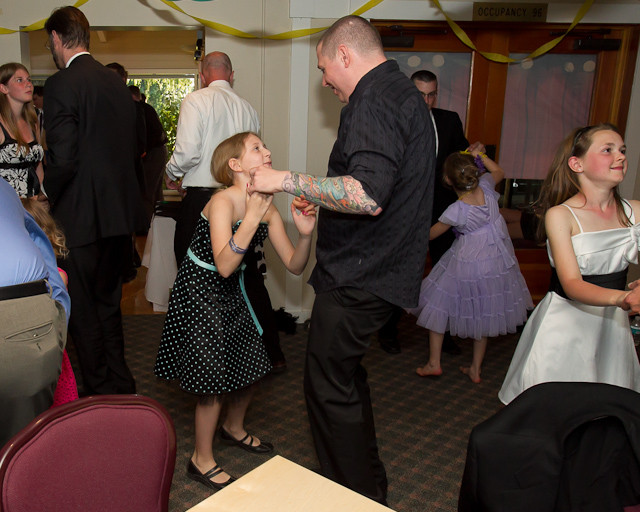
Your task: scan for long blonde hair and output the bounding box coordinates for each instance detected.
[0,63,38,152]
[21,199,69,259]
[535,123,630,241]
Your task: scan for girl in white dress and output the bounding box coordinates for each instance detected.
[499,123,640,404]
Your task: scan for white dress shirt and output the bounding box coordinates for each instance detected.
[65,51,90,68]
[429,109,439,157]
[166,80,260,188]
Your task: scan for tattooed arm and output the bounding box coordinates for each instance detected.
[249,165,382,216]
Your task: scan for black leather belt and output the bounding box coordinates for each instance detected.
[187,186,218,192]
[0,279,49,301]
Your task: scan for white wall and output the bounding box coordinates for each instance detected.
[2,0,640,316]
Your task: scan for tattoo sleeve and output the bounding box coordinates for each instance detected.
[282,172,381,215]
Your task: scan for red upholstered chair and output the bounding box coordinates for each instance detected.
[0,395,176,512]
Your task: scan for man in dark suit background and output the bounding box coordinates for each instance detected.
[43,6,139,395]
[410,70,480,264]
[378,69,484,355]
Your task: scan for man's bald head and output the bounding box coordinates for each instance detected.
[201,51,233,86]
[317,15,384,60]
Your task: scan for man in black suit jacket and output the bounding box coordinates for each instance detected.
[378,70,483,355]
[43,6,139,395]
[411,70,478,264]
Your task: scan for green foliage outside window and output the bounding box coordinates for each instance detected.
[129,77,195,156]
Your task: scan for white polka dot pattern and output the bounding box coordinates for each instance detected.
[154,218,272,395]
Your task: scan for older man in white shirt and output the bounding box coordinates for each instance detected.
[166,51,260,265]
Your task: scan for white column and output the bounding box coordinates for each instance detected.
[284,17,313,322]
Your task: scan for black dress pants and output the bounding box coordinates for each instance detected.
[142,145,169,224]
[173,187,215,267]
[61,235,136,395]
[378,306,403,345]
[243,267,285,365]
[304,287,396,505]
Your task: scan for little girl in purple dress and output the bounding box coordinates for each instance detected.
[408,150,532,383]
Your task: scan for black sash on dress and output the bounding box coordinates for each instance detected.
[548,268,628,300]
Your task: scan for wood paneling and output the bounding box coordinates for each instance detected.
[373,20,640,142]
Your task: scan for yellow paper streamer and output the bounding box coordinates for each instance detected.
[0,0,90,34]
[157,0,385,40]
[352,0,386,17]
[265,0,385,39]
[158,0,257,38]
[431,0,596,63]
[0,0,595,65]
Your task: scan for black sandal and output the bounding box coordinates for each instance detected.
[186,459,235,490]
[220,428,274,454]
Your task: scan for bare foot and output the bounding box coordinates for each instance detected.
[460,366,481,383]
[416,363,443,378]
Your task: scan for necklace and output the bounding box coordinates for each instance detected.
[458,190,473,201]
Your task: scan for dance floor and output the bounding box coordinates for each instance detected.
[101,312,519,512]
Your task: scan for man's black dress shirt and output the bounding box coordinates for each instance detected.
[309,60,434,308]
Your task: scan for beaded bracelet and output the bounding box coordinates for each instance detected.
[229,235,248,254]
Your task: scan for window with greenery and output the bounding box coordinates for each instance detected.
[128,77,195,155]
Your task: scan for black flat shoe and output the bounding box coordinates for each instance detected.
[379,338,401,354]
[186,460,235,491]
[220,428,274,454]
[270,360,287,374]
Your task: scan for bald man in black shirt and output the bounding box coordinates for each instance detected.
[250,15,433,505]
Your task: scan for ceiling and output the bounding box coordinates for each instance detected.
[28,28,200,78]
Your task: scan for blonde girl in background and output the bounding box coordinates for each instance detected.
[0,63,44,198]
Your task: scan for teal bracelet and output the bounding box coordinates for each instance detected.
[229,235,248,254]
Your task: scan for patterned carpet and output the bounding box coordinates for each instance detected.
[114,312,519,512]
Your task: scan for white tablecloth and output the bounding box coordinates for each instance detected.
[142,215,178,312]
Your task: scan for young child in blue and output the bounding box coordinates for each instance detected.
[154,132,316,490]
[408,149,532,383]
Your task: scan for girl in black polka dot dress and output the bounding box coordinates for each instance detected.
[154,132,316,490]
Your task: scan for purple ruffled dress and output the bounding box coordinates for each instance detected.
[408,173,532,340]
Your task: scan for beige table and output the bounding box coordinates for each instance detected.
[186,455,394,512]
